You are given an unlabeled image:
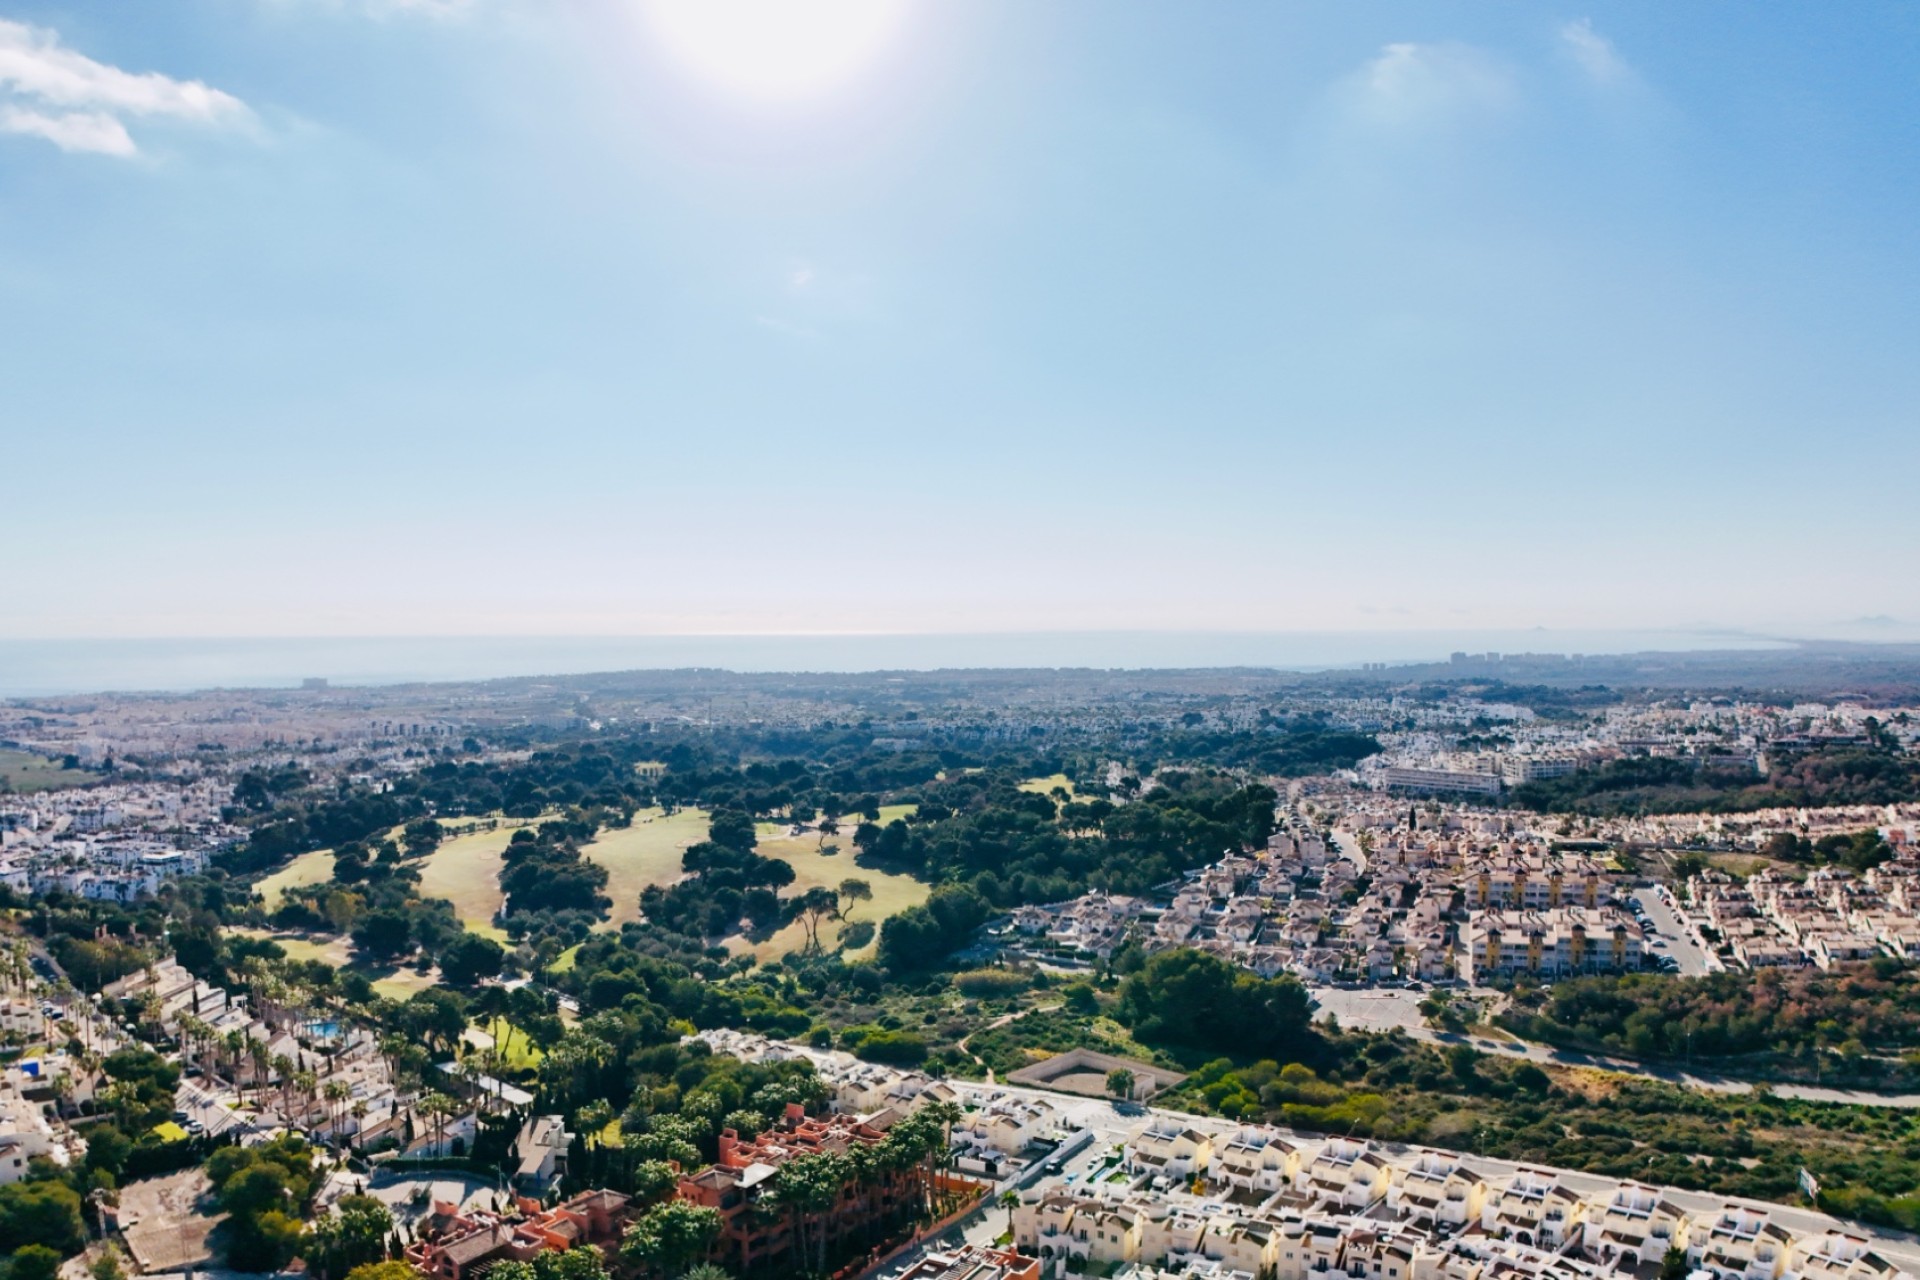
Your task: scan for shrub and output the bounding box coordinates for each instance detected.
[954,968,1029,998]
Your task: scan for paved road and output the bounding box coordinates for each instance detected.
[1632,885,1716,976]
[1328,825,1368,874]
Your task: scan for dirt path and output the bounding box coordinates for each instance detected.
[957,1003,1062,1084]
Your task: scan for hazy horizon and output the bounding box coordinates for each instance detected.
[7,625,1911,699]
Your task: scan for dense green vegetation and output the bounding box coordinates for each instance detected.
[1499,959,1920,1085]
[1115,947,1316,1059]
[1511,745,1920,816]
[882,766,1283,907]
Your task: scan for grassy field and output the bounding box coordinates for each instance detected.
[732,825,930,961]
[1019,774,1078,800]
[580,807,713,928]
[415,821,539,942]
[255,849,337,910]
[548,943,582,974]
[0,749,94,794]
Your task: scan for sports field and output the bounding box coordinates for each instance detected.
[579,807,712,928]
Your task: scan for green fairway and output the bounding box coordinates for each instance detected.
[0,749,94,794]
[736,825,930,961]
[580,807,712,928]
[571,805,929,957]
[255,848,336,909]
[416,821,535,942]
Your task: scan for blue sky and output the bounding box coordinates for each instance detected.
[2,1,1916,642]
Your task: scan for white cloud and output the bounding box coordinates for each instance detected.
[0,105,135,155]
[1560,18,1629,85]
[0,18,248,157]
[1350,41,1515,127]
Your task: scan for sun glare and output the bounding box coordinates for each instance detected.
[643,0,906,99]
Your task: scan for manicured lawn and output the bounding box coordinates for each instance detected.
[0,749,94,793]
[416,821,535,942]
[580,807,712,928]
[548,943,582,974]
[1019,773,1078,800]
[255,848,336,909]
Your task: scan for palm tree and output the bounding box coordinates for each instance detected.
[325,1080,352,1143]
[768,1152,845,1277]
[222,1030,247,1088]
[248,1039,272,1105]
[271,1054,296,1119]
[1000,1189,1020,1237]
[917,1101,964,1216]
[419,1092,457,1156]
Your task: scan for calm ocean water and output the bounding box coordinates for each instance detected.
[0,630,1792,698]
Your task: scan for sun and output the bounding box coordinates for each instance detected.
[642,0,906,99]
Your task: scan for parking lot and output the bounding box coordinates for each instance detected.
[1309,986,1431,1034]
[1630,885,1715,976]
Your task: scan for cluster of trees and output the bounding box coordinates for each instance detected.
[1149,719,1383,776]
[1757,828,1896,873]
[304,1194,398,1280]
[876,885,992,972]
[1500,959,1920,1075]
[209,1134,319,1270]
[1512,746,1920,817]
[905,768,1279,903]
[1114,947,1316,1059]
[630,810,855,954]
[641,810,796,941]
[222,742,676,877]
[0,1179,87,1262]
[500,820,613,926]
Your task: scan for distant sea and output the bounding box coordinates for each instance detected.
[0,630,1800,699]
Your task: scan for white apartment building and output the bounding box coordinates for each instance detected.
[1460,908,1643,981]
